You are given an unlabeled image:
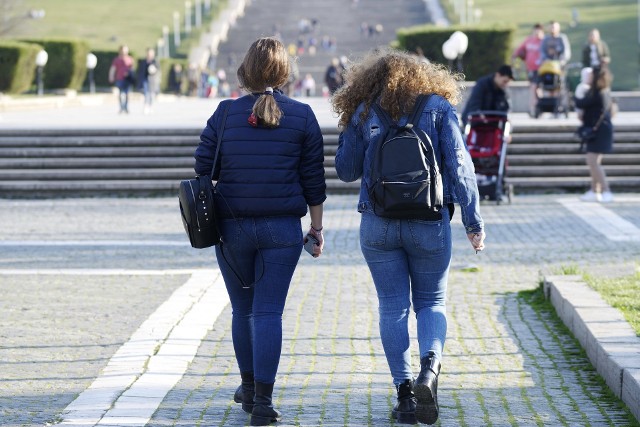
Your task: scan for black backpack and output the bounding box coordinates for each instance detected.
[368,94,443,219]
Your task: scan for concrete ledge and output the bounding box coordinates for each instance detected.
[544,275,640,422]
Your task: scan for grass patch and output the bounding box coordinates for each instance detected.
[10,0,220,58]
[583,271,640,336]
[444,0,638,90]
[520,284,640,426]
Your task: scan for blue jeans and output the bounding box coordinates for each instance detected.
[215,216,303,384]
[142,80,153,106]
[115,79,130,112]
[359,209,451,385]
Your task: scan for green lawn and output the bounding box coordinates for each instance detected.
[584,271,640,336]
[5,0,639,89]
[9,0,217,57]
[445,0,638,90]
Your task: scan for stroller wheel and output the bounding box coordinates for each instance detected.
[534,106,540,118]
[507,184,514,204]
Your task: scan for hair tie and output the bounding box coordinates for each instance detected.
[264,87,274,95]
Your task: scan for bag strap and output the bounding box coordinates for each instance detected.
[409,94,431,126]
[370,102,392,129]
[370,94,431,129]
[591,92,612,132]
[209,101,232,180]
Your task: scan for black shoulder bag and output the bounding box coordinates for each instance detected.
[179,102,231,249]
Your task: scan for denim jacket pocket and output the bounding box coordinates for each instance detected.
[407,218,445,253]
[264,217,303,246]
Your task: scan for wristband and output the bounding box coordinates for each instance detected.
[311,225,323,232]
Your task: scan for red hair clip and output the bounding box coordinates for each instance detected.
[248,113,258,127]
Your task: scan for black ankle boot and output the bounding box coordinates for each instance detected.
[414,352,441,425]
[233,371,255,413]
[392,379,417,424]
[250,381,282,426]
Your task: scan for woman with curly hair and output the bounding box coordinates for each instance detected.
[331,48,485,425]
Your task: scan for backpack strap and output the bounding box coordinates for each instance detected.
[409,94,431,126]
[370,102,393,129]
[371,94,431,130]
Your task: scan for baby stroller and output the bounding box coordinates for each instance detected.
[534,60,569,118]
[464,111,513,204]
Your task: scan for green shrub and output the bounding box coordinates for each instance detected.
[20,38,90,91]
[0,41,41,94]
[396,25,516,81]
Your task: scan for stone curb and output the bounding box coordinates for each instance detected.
[543,275,640,422]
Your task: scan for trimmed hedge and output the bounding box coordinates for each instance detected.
[0,41,41,94]
[21,38,90,90]
[396,25,516,81]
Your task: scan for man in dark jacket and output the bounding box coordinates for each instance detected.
[460,64,514,127]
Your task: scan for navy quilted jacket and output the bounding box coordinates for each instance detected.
[194,92,326,219]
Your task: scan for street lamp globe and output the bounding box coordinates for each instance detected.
[442,39,458,61]
[450,31,469,56]
[35,50,48,67]
[86,53,97,70]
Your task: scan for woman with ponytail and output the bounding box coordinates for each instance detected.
[194,37,326,426]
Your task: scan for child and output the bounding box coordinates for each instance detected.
[574,67,592,121]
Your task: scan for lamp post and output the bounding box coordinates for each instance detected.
[450,31,468,72]
[86,53,97,94]
[35,50,48,96]
[185,1,192,34]
[173,11,181,47]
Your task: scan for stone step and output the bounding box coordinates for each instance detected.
[0,157,197,169]
[506,165,640,177]
[0,147,196,158]
[511,133,640,143]
[0,168,195,181]
[507,176,640,188]
[0,178,359,195]
[0,135,199,147]
[1,176,638,195]
[506,153,640,165]
[506,142,640,155]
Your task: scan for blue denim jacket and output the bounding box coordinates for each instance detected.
[335,94,484,234]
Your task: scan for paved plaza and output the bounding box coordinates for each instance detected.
[1,192,639,426]
[0,95,639,426]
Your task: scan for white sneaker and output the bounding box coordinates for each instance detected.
[600,191,614,203]
[579,190,601,202]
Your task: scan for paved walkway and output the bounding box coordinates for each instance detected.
[1,193,639,426]
[1,93,639,130]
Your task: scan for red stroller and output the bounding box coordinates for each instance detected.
[463,111,513,204]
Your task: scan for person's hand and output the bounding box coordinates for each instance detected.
[467,231,485,253]
[305,226,324,258]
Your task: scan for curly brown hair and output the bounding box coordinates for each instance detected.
[331,48,464,128]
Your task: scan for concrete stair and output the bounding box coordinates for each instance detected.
[1,124,639,197]
[214,0,431,89]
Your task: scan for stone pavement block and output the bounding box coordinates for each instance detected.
[623,369,640,422]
